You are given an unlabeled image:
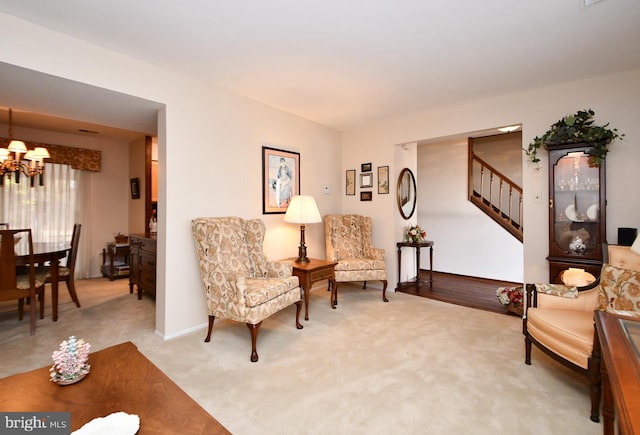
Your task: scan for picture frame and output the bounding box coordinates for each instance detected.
[130,177,140,199]
[360,173,373,188]
[346,169,356,195]
[360,191,372,201]
[361,162,372,172]
[262,146,300,214]
[377,165,389,194]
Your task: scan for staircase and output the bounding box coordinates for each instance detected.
[468,153,523,242]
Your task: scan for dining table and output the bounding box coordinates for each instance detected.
[15,240,69,321]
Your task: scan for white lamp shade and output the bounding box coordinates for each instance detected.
[284,195,321,224]
[0,148,8,161]
[8,140,27,153]
[631,235,640,256]
[33,147,50,159]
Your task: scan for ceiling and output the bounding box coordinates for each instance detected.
[1,0,639,138]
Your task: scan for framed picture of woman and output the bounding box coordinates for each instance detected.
[262,146,300,214]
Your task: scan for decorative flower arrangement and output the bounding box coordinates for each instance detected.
[405,225,426,243]
[496,287,524,315]
[525,109,625,168]
[49,336,91,384]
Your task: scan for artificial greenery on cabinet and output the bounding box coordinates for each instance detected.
[525,109,625,168]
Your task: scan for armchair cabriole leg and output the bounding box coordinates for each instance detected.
[204,315,215,342]
[295,300,303,330]
[331,283,338,309]
[525,336,532,365]
[381,280,388,303]
[247,322,262,363]
[362,281,367,289]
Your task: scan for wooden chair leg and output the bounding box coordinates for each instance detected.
[18,298,25,321]
[362,281,367,289]
[525,336,532,365]
[295,300,303,330]
[204,315,215,342]
[381,280,389,302]
[29,291,36,336]
[246,321,262,362]
[39,289,45,319]
[66,279,81,308]
[331,282,339,309]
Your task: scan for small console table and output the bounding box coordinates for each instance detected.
[396,240,434,289]
[101,242,130,280]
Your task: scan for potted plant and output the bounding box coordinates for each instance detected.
[525,109,624,168]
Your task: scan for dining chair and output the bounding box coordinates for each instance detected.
[0,229,46,335]
[45,223,82,308]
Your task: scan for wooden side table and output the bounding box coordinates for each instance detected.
[289,258,336,321]
[101,242,130,280]
[396,241,434,289]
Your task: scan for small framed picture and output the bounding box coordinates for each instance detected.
[360,173,373,188]
[346,169,356,195]
[360,191,372,201]
[262,146,300,214]
[361,162,372,172]
[130,178,140,199]
[377,166,389,194]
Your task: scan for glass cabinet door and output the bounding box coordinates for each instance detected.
[547,144,606,282]
[551,151,602,258]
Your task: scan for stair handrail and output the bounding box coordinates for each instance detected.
[469,153,523,241]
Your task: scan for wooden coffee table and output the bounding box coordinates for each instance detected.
[289,258,336,320]
[0,341,230,434]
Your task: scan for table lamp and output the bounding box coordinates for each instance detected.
[284,195,321,263]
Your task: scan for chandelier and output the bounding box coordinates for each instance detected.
[0,109,49,187]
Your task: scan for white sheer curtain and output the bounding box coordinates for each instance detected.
[0,162,91,277]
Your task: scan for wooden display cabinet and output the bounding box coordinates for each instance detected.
[546,143,606,283]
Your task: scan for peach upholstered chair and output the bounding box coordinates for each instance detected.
[192,217,303,362]
[324,214,388,308]
[524,245,640,422]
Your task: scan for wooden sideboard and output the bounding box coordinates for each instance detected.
[129,233,157,299]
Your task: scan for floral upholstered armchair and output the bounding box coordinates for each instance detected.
[324,214,388,308]
[192,217,303,362]
[524,245,640,422]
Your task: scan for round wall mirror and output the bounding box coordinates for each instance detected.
[397,168,417,219]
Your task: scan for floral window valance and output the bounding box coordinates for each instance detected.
[0,138,101,172]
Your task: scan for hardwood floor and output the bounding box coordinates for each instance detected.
[395,269,522,316]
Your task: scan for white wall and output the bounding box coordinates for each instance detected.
[417,139,523,282]
[1,13,342,338]
[343,68,640,286]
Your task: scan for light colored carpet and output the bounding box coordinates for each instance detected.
[0,278,602,435]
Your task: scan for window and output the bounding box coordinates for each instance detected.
[0,163,80,243]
